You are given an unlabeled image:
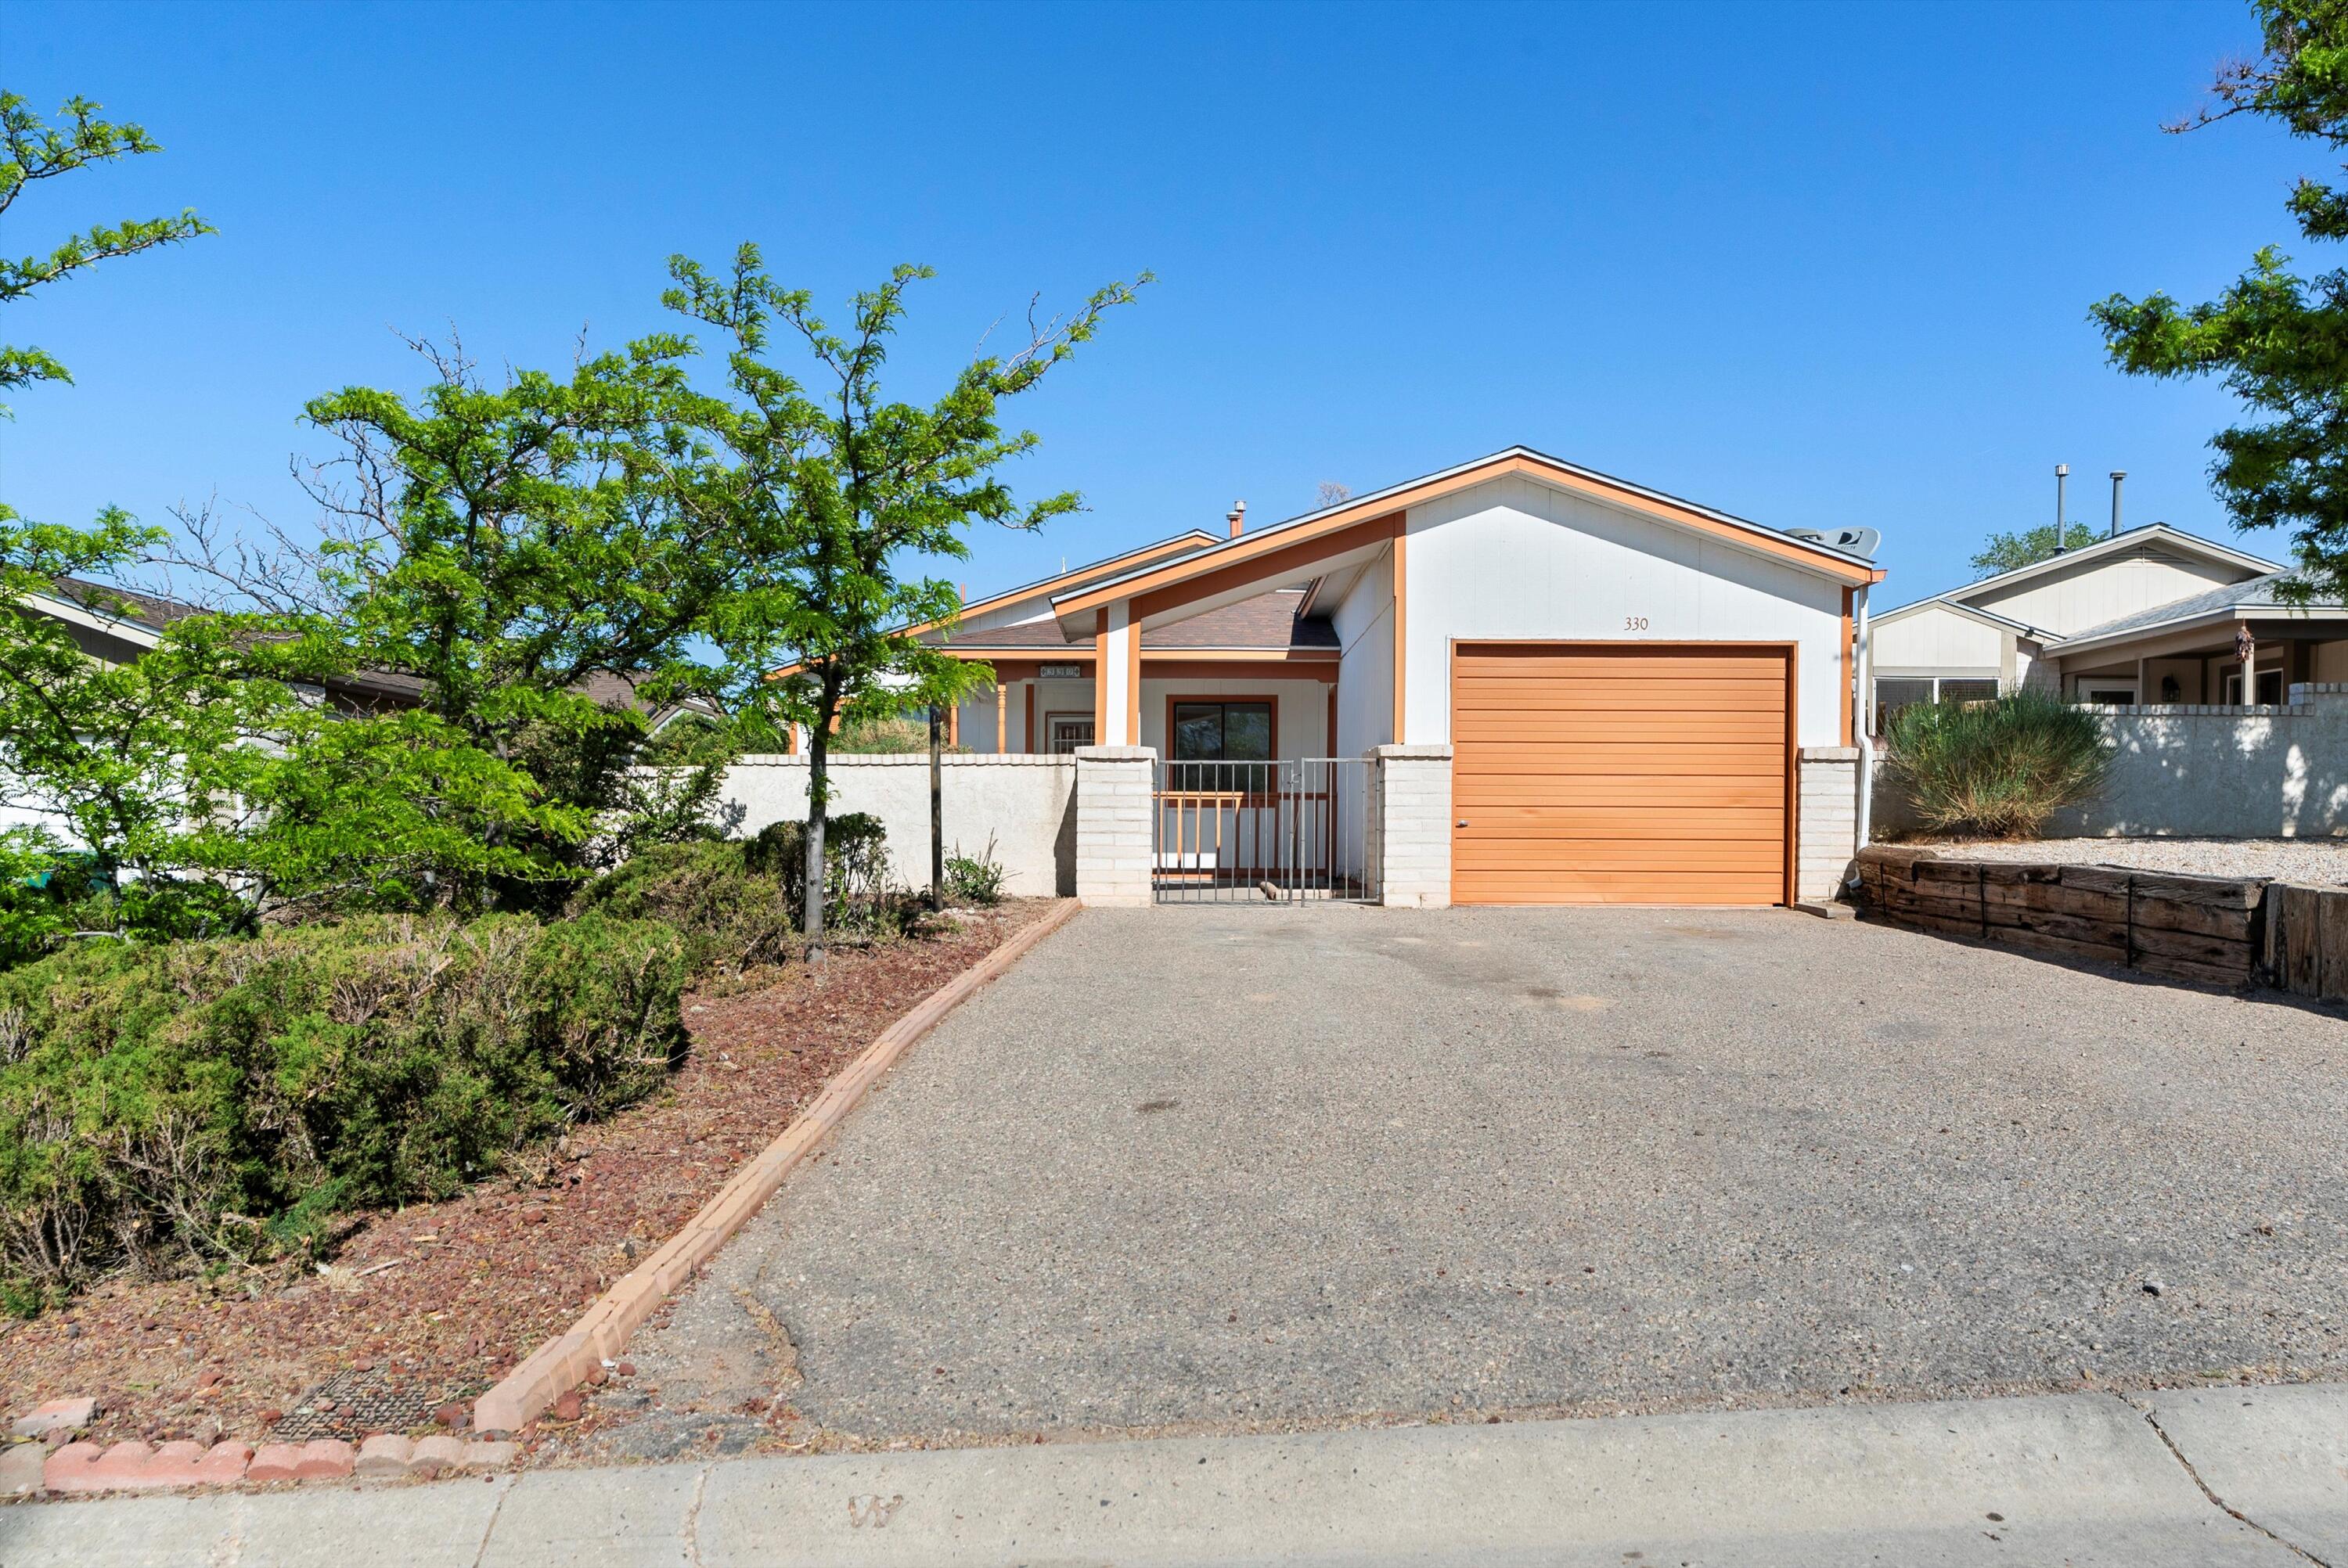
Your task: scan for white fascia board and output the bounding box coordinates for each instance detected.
[19,591,164,649]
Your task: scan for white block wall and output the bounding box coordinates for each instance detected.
[1073,746,1156,907]
[716,753,1075,897]
[1372,744,1453,908]
[1872,683,2348,839]
[1797,747,1860,902]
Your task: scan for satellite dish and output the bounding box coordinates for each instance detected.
[1782,526,1880,559]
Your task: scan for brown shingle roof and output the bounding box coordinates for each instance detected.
[930,588,1335,653]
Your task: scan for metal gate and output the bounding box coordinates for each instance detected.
[1153,757,1377,903]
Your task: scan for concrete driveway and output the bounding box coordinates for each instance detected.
[595,904,2348,1456]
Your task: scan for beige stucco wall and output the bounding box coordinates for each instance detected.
[1399,474,1851,748]
[717,753,1077,896]
[1871,602,2005,674]
[1871,684,2348,838]
[1969,548,2246,637]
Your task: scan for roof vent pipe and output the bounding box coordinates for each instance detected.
[1227,500,1245,539]
[2109,471,2125,538]
[2053,464,2069,554]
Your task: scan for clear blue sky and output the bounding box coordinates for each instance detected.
[5,0,2312,608]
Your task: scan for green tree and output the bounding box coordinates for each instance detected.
[664,250,1147,958]
[203,333,746,903]
[1971,520,2100,576]
[0,512,560,951]
[2091,0,2348,602]
[0,91,212,405]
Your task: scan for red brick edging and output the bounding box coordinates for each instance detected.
[472,897,1082,1433]
[28,1435,518,1494]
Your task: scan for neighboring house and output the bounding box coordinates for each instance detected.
[1867,525,2348,722]
[882,446,1883,906]
[16,577,724,729]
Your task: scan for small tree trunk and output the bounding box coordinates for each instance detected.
[929,703,944,910]
[803,706,831,966]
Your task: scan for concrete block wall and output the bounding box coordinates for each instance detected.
[1073,746,1156,907]
[1797,747,1860,902]
[1872,683,2348,839]
[717,753,1075,897]
[1371,744,1453,908]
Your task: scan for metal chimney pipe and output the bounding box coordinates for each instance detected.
[2054,464,2069,553]
[2109,471,2125,538]
[1227,500,1246,539]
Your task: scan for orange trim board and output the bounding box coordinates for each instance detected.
[474,898,1083,1434]
[1057,452,1882,621]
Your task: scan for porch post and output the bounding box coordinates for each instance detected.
[1370,743,1453,908]
[1074,744,1156,907]
[1097,599,1139,746]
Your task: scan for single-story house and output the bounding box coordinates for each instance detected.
[1867,525,2348,721]
[893,447,1884,906]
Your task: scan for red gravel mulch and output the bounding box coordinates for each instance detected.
[0,900,1057,1449]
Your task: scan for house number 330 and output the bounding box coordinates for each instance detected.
[1622,616,1649,631]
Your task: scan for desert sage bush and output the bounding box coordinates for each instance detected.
[942,835,1007,906]
[1882,689,2111,838]
[0,912,685,1297]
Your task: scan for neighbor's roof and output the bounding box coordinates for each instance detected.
[2051,571,2348,655]
[1881,524,2280,621]
[1870,594,2055,642]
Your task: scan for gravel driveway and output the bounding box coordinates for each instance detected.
[1926,836,2348,885]
[593,904,2348,1456]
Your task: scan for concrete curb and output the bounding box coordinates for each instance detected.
[473,898,1082,1433]
[12,1383,2343,1565]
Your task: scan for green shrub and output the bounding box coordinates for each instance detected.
[1882,690,2112,838]
[744,813,898,937]
[569,840,796,976]
[0,912,685,1293]
[831,716,964,754]
[942,835,1007,906]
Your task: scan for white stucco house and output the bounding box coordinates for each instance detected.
[1868,524,2348,723]
[781,448,1885,907]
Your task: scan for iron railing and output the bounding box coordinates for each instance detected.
[1153,757,1377,903]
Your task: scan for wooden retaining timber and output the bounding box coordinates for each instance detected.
[1853,846,2281,991]
[2269,881,2348,1003]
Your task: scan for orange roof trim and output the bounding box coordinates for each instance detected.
[1052,448,1884,624]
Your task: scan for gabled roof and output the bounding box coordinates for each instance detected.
[2051,571,2347,656]
[923,588,1337,654]
[946,529,1220,626]
[1871,593,2054,642]
[1047,445,1884,635]
[1914,524,2278,617]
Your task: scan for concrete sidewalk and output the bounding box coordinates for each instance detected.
[9,1383,2343,1566]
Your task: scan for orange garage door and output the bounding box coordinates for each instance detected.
[1451,643,1792,905]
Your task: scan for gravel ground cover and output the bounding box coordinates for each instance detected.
[571,903,2347,1461]
[1918,837,2348,885]
[0,901,1051,1452]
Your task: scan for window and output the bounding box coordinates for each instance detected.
[1939,678,2000,706]
[1045,714,1094,754]
[1167,699,1275,790]
[1872,675,2000,732]
[2084,687,2137,706]
[1170,701,1273,762]
[2222,670,2286,704]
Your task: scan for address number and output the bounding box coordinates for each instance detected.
[1623,616,1649,631]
